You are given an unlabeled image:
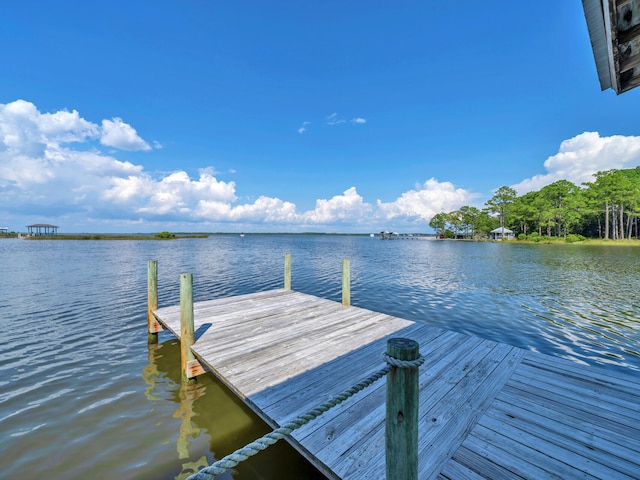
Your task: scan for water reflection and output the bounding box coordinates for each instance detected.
[143,340,325,480]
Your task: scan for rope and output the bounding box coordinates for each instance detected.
[381,352,425,369]
[187,352,425,480]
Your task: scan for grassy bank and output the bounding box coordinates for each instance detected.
[510,237,640,246]
[23,233,209,240]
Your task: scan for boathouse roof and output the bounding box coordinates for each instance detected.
[582,0,640,94]
[26,223,59,228]
[490,227,514,234]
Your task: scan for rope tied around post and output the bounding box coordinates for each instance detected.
[186,340,424,480]
[382,351,425,369]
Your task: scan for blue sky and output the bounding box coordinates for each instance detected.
[2,1,640,233]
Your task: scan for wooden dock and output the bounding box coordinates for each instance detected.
[152,288,640,479]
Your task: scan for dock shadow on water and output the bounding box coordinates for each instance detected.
[142,338,326,480]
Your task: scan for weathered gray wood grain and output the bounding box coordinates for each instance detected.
[153,289,640,480]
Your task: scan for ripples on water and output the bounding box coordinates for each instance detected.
[1,236,639,479]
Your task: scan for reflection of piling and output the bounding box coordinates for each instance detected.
[143,341,211,480]
[174,382,205,459]
[386,338,420,480]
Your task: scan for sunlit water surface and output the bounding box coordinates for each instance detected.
[1,236,639,479]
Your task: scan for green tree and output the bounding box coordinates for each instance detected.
[458,205,482,238]
[584,169,640,240]
[447,210,464,237]
[538,180,582,238]
[429,212,448,237]
[511,192,540,235]
[475,211,499,237]
[485,186,517,238]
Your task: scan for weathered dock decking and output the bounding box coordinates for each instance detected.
[153,289,640,479]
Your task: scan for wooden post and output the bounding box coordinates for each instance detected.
[180,273,196,383]
[147,260,158,344]
[284,252,291,290]
[342,258,350,306]
[386,338,420,480]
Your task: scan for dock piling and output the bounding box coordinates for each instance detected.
[284,253,291,290]
[147,260,159,344]
[342,258,350,306]
[180,273,197,382]
[385,338,420,480]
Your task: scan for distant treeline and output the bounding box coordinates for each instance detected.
[430,167,640,241]
[23,232,209,240]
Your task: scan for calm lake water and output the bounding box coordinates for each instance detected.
[1,235,639,479]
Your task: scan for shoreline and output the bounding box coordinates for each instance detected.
[3,232,640,246]
[16,234,210,240]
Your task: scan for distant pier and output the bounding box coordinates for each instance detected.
[148,258,640,479]
[378,231,432,240]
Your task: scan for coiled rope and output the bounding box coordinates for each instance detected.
[187,352,425,480]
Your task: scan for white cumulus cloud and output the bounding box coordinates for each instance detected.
[226,196,298,222]
[100,117,151,151]
[376,178,477,222]
[301,187,373,224]
[0,100,98,156]
[512,131,640,193]
[0,100,217,222]
[0,100,143,204]
[105,169,238,219]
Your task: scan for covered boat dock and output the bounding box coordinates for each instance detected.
[26,224,59,236]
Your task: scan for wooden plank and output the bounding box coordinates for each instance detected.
[495,388,640,458]
[437,456,489,480]
[507,368,640,427]
[523,351,640,398]
[452,431,578,480]
[502,381,640,447]
[470,417,628,480]
[186,359,206,378]
[517,358,640,415]
[483,398,640,477]
[148,316,164,333]
[502,378,640,445]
